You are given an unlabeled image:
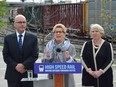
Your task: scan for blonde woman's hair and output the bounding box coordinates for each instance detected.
[52,23,67,33]
[90,24,105,36]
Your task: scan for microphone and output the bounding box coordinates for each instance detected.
[55,45,67,62]
[55,45,62,62]
[56,47,61,53]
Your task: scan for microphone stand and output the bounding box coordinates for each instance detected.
[55,47,62,62]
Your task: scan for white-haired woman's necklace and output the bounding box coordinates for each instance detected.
[93,39,103,48]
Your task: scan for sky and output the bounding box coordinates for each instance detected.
[6,0,85,3]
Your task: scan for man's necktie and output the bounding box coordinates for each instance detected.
[18,35,22,49]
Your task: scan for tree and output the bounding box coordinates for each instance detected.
[0,0,8,34]
[100,0,116,38]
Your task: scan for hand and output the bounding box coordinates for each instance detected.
[87,69,93,76]
[20,69,26,73]
[15,63,26,73]
[64,51,70,58]
[45,50,51,57]
[92,70,103,78]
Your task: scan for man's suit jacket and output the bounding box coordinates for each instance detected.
[2,32,39,81]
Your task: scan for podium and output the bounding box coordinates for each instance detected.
[34,62,82,87]
[54,74,64,87]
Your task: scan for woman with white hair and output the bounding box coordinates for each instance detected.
[80,24,114,87]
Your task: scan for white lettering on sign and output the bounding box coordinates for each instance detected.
[45,65,54,69]
[55,65,67,69]
[67,65,75,69]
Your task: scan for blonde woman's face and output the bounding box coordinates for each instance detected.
[90,29,102,39]
[53,27,65,43]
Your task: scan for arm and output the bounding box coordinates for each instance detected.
[80,42,90,70]
[65,44,77,62]
[90,43,114,78]
[22,36,39,69]
[42,40,54,63]
[99,43,114,73]
[2,36,17,68]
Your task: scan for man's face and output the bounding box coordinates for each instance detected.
[14,16,27,34]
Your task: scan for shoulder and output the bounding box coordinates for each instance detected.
[68,43,75,51]
[46,39,54,44]
[104,40,110,44]
[4,33,16,39]
[83,40,92,46]
[86,40,92,45]
[25,32,37,38]
[103,40,112,47]
[69,43,75,48]
[81,41,92,51]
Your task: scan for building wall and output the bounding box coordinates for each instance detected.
[88,0,116,37]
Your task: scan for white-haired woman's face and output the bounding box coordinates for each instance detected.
[90,29,102,40]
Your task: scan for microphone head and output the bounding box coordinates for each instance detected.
[56,47,61,52]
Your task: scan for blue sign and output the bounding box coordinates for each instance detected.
[34,62,82,74]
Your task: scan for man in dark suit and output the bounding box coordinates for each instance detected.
[2,14,39,87]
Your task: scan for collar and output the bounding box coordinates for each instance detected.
[16,31,25,37]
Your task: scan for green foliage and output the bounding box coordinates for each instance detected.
[103,0,108,5]
[0,1,7,16]
[100,0,116,37]
[0,0,8,33]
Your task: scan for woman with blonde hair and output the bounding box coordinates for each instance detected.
[43,23,76,87]
[80,24,114,87]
